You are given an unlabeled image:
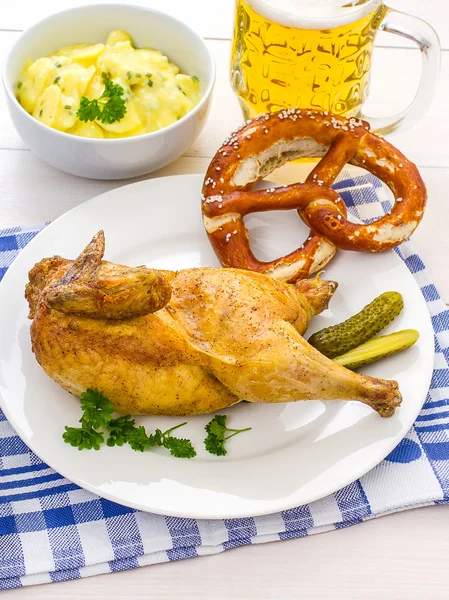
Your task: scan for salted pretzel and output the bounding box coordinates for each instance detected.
[201,109,427,282]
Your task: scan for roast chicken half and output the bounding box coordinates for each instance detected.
[26,232,402,417]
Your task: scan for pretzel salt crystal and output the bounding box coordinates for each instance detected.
[201,109,427,282]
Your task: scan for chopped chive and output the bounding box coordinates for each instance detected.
[64,104,71,109]
[127,71,132,80]
[191,75,199,83]
[54,76,61,84]
[39,109,43,116]
[135,73,141,77]
[55,62,62,68]
[17,81,22,89]
[177,85,187,96]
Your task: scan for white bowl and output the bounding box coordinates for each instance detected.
[2,3,215,180]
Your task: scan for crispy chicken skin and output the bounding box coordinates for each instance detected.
[26,232,402,417]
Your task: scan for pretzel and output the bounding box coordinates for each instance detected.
[201,109,427,282]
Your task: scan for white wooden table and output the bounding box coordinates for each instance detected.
[2,1,449,598]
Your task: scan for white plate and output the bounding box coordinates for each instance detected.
[0,173,434,519]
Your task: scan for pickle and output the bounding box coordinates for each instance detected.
[333,329,419,370]
[308,291,404,359]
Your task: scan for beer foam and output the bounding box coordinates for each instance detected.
[244,0,382,29]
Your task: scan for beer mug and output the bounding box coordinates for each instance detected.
[230,0,440,134]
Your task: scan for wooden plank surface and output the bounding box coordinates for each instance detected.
[0,152,209,226]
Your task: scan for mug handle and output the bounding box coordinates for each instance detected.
[360,8,441,135]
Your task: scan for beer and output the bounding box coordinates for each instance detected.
[230,0,387,120]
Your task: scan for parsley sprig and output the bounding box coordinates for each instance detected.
[106,415,136,447]
[126,422,196,458]
[63,425,104,451]
[204,415,251,456]
[76,73,127,125]
[79,388,114,430]
[63,389,196,458]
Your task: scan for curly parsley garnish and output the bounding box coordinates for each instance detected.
[63,425,104,451]
[76,73,127,125]
[106,415,137,447]
[125,422,195,458]
[159,423,196,459]
[63,388,196,459]
[79,388,114,430]
[204,415,251,456]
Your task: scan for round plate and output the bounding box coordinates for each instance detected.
[0,173,434,519]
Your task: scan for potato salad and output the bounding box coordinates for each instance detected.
[16,30,202,138]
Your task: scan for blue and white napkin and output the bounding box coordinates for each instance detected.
[0,172,448,589]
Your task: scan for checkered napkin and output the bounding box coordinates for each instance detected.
[0,172,448,590]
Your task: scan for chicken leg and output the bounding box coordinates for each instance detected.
[26,232,402,417]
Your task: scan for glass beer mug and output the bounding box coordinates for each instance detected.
[230,0,440,134]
